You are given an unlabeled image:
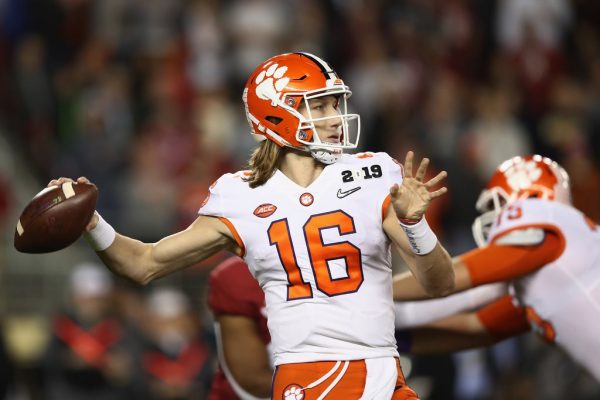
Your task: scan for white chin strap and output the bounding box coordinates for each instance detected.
[310,148,341,164]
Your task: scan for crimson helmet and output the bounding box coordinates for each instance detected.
[472,155,571,247]
[243,52,360,164]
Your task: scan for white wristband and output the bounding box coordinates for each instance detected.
[399,217,438,255]
[83,212,116,251]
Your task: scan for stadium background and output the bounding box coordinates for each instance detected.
[0,0,599,398]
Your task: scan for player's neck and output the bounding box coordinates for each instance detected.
[279,150,325,188]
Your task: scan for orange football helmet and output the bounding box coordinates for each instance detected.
[472,155,571,247]
[243,52,360,164]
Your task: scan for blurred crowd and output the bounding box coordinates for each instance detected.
[4,262,214,400]
[0,0,599,399]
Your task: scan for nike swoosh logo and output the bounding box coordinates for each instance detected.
[337,186,361,198]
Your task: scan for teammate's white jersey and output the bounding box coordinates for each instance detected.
[488,198,600,379]
[200,152,402,365]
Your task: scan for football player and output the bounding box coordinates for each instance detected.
[393,155,600,381]
[50,52,455,399]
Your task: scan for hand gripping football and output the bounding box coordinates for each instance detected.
[14,181,98,253]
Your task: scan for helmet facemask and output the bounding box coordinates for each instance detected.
[472,187,511,247]
[283,87,360,164]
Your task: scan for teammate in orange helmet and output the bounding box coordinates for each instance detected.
[49,52,454,399]
[393,155,600,381]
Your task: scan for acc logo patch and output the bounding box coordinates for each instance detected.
[254,203,277,218]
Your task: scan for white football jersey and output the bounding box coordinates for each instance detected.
[488,199,600,379]
[200,152,402,365]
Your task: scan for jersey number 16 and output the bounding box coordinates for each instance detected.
[268,210,364,300]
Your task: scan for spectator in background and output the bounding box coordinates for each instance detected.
[139,287,214,400]
[497,0,572,51]
[0,322,14,399]
[537,77,600,222]
[225,0,289,84]
[184,0,227,92]
[12,34,54,172]
[496,0,572,117]
[463,85,532,182]
[42,262,136,400]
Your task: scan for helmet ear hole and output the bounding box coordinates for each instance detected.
[266,116,283,125]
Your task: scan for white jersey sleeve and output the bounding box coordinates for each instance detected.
[198,171,252,253]
[198,171,249,217]
[394,283,507,329]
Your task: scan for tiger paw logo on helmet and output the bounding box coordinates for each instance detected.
[283,384,304,400]
[255,62,290,105]
[504,160,542,191]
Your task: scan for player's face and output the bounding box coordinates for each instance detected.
[298,95,343,144]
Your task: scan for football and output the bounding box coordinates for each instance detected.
[14,181,98,253]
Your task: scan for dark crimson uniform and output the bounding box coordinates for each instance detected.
[207,257,270,400]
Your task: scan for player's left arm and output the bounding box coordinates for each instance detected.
[384,151,454,297]
[393,227,564,301]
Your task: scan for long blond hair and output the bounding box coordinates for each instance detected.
[246,140,283,188]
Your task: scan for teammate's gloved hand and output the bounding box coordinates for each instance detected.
[391,151,447,222]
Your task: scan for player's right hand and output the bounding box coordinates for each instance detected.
[47,176,99,231]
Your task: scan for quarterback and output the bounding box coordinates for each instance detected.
[49,52,454,399]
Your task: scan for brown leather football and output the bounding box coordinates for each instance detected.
[14,181,98,253]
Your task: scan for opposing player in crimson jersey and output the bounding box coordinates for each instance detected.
[49,52,454,399]
[393,155,600,381]
[207,257,271,400]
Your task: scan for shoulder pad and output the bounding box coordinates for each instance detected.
[231,170,251,179]
[353,152,376,159]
